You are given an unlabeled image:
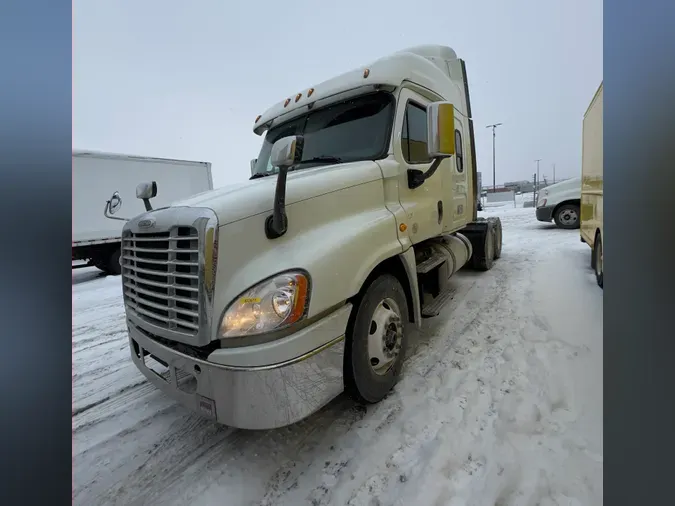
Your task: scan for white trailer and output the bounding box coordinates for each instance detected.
[72,150,213,275]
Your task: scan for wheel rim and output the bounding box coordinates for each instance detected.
[559,208,578,226]
[367,297,403,375]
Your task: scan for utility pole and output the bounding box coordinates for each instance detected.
[534,159,542,200]
[486,123,503,193]
[532,173,537,206]
[552,163,556,184]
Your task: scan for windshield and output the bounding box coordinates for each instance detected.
[252,91,395,177]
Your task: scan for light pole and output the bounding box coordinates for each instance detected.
[534,159,542,199]
[486,123,503,193]
[552,163,556,184]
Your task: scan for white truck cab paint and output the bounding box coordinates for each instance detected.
[536,177,582,229]
[112,45,503,429]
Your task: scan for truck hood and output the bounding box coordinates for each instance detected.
[543,177,581,193]
[170,161,383,225]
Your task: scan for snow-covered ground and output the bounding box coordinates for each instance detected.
[73,200,603,506]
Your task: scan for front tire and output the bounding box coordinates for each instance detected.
[554,203,580,229]
[344,274,409,404]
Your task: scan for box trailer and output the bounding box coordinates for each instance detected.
[579,82,603,288]
[72,150,213,275]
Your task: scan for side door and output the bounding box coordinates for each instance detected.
[393,88,445,244]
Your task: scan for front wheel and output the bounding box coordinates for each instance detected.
[344,274,409,404]
[554,204,580,229]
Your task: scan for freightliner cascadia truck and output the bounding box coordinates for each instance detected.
[106,45,503,429]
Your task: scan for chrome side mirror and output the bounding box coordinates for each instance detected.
[104,191,130,221]
[136,181,157,200]
[109,192,122,214]
[136,181,158,212]
[270,136,304,168]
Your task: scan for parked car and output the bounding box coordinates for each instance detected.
[535,177,581,229]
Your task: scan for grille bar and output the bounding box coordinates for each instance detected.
[126,301,200,331]
[124,290,199,318]
[124,273,199,292]
[123,263,199,280]
[123,245,200,255]
[122,282,198,306]
[121,255,198,267]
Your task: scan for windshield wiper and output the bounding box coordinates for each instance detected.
[249,172,272,180]
[295,155,343,165]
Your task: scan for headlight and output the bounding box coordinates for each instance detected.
[219,271,310,338]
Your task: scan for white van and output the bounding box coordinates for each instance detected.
[535,177,581,229]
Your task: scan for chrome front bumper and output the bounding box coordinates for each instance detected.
[128,322,346,430]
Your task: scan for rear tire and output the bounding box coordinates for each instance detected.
[344,274,409,404]
[469,220,495,271]
[98,247,121,276]
[488,217,503,259]
[593,233,603,289]
[554,203,580,230]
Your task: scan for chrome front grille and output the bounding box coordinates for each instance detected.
[122,226,201,335]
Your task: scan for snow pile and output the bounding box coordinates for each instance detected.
[73,207,603,506]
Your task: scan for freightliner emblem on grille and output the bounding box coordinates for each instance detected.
[138,218,156,228]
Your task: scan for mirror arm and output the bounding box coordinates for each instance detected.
[103,201,130,221]
[142,199,153,212]
[407,157,446,190]
[264,166,289,239]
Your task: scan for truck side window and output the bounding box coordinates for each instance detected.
[455,129,464,173]
[402,102,431,164]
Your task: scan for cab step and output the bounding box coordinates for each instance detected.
[421,286,457,318]
[416,252,447,274]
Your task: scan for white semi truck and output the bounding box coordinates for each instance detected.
[108,45,503,429]
[72,150,213,275]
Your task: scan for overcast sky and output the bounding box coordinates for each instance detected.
[73,0,602,189]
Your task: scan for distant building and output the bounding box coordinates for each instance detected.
[504,180,534,193]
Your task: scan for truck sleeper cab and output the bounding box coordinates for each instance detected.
[121,45,503,429]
